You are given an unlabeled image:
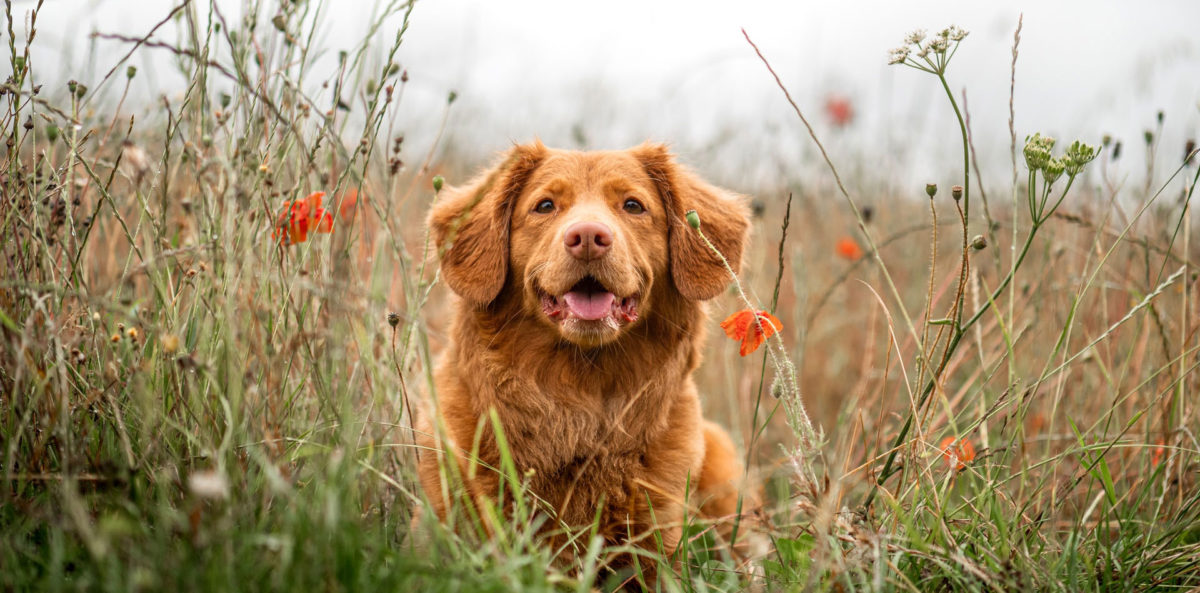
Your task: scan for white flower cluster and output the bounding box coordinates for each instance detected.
[888,24,969,66]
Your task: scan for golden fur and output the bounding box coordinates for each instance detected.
[418,141,751,575]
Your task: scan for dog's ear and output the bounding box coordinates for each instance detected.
[634,143,750,301]
[428,141,547,305]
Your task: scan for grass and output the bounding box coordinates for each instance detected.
[3,2,1200,591]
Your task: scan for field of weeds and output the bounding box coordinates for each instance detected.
[2,1,1199,591]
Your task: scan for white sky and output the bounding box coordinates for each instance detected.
[12,0,1200,192]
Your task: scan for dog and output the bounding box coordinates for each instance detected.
[417,141,751,580]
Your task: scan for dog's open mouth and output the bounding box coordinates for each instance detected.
[541,276,639,324]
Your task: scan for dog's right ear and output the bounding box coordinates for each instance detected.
[428,142,546,306]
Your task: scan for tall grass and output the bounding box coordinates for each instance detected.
[2,1,1199,591]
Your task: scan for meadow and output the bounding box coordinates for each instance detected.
[2,1,1199,591]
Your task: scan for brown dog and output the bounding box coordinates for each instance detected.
[418,141,750,577]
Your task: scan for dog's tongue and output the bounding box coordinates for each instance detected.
[563,291,615,320]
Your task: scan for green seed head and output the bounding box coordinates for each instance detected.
[126,65,137,79]
[1023,133,1055,171]
[925,183,938,198]
[432,176,444,192]
[685,209,701,229]
[1043,156,1066,184]
[951,185,963,201]
[1064,140,1098,176]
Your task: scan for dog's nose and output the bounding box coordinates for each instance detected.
[563,221,613,262]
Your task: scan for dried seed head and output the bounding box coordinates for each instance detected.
[161,333,180,355]
[387,312,400,328]
[1185,140,1196,164]
[971,235,987,250]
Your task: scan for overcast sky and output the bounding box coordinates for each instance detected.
[13,0,1200,192]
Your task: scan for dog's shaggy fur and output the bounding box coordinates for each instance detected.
[418,141,751,574]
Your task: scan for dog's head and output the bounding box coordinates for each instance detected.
[429,141,749,347]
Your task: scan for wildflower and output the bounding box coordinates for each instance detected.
[887,46,910,65]
[1063,140,1098,176]
[273,191,334,245]
[824,94,854,127]
[939,436,976,470]
[721,309,783,357]
[1023,133,1055,171]
[943,25,968,42]
[904,29,926,46]
[835,236,864,260]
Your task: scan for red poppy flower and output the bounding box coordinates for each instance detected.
[274,191,334,245]
[835,236,864,260]
[939,436,976,470]
[721,309,783,357]
[825,94,854,127]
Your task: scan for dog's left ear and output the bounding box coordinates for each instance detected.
[634,143,750,301]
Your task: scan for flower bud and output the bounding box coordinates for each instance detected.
[685,209,701,229]
[432,176,444,192]
[925,183,937,198]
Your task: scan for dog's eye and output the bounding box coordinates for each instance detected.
[622,198,646,215]
[533,199,555,214]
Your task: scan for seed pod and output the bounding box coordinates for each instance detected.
[387,312,400,328]
[685,210,701,229]
[951,185,963,201]
[925,183,937,198]
[971,235,987,250]
[432,176,444,192]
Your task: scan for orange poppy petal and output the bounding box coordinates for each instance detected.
[315,208,334,233]
[939,436,975,470]
[723,310,783,356]
[304,191,325,212]
[721,309,754,341]
[740,329,766,356]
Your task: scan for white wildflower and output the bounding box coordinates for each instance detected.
[904,29,926,46]
[888,46,910,65]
